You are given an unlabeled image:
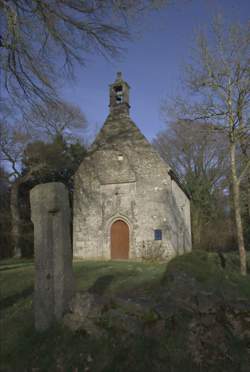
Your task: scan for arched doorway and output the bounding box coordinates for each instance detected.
[111,220,129,259]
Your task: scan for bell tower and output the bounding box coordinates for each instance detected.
[109,72,130,116]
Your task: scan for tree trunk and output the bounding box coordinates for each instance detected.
[247,174,250,219]
[230,142,247,275]
[191,207,202,249]
[10,180,22,257]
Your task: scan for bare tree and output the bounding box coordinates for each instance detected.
[0,120,33,257]
[165,18,250,274]
[0,98,87,257]
[24,100,87,142]
[0,0,168,108]
[154,119,229,249]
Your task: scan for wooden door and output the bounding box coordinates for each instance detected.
[111,220,129,259]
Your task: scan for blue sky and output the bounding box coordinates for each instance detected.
[61,0,250,144]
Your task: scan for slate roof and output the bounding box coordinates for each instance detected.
[90,112,150,151]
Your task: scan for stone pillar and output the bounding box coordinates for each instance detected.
[30,182,75,331]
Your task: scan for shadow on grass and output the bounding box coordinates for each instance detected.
[88,275,115,295]
[0,286,33,311]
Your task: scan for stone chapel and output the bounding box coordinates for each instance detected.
[73,73,192,260]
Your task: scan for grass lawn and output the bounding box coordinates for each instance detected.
[0,252,249,372]
[0,258,166,371]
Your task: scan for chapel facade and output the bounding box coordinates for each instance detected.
[73,73,192,260]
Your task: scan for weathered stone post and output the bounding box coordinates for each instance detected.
[30,182,75,331]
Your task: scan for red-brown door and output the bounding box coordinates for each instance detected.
[111,220,129,259]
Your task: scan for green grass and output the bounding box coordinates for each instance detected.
[0,259,166,371]
[164,250,250,297]
[74,259,166,295]
[0,252,249,372]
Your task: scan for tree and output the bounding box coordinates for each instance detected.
[24,100,87,142]
[0,100,87,257]
[0,0,168,108]
[22,136,86,189]
[0,117,32,256]
[166,18,250,274]
[0,167,12,258]
[154,119,230,250]
[19,136,86,256]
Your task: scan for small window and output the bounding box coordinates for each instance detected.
[118,154,123,161]
[114,85,122,91]
[154,229,162,240]
[116,93,123,104]
[114,85,123,104]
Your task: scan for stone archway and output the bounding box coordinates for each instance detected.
[111,219,129,259]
